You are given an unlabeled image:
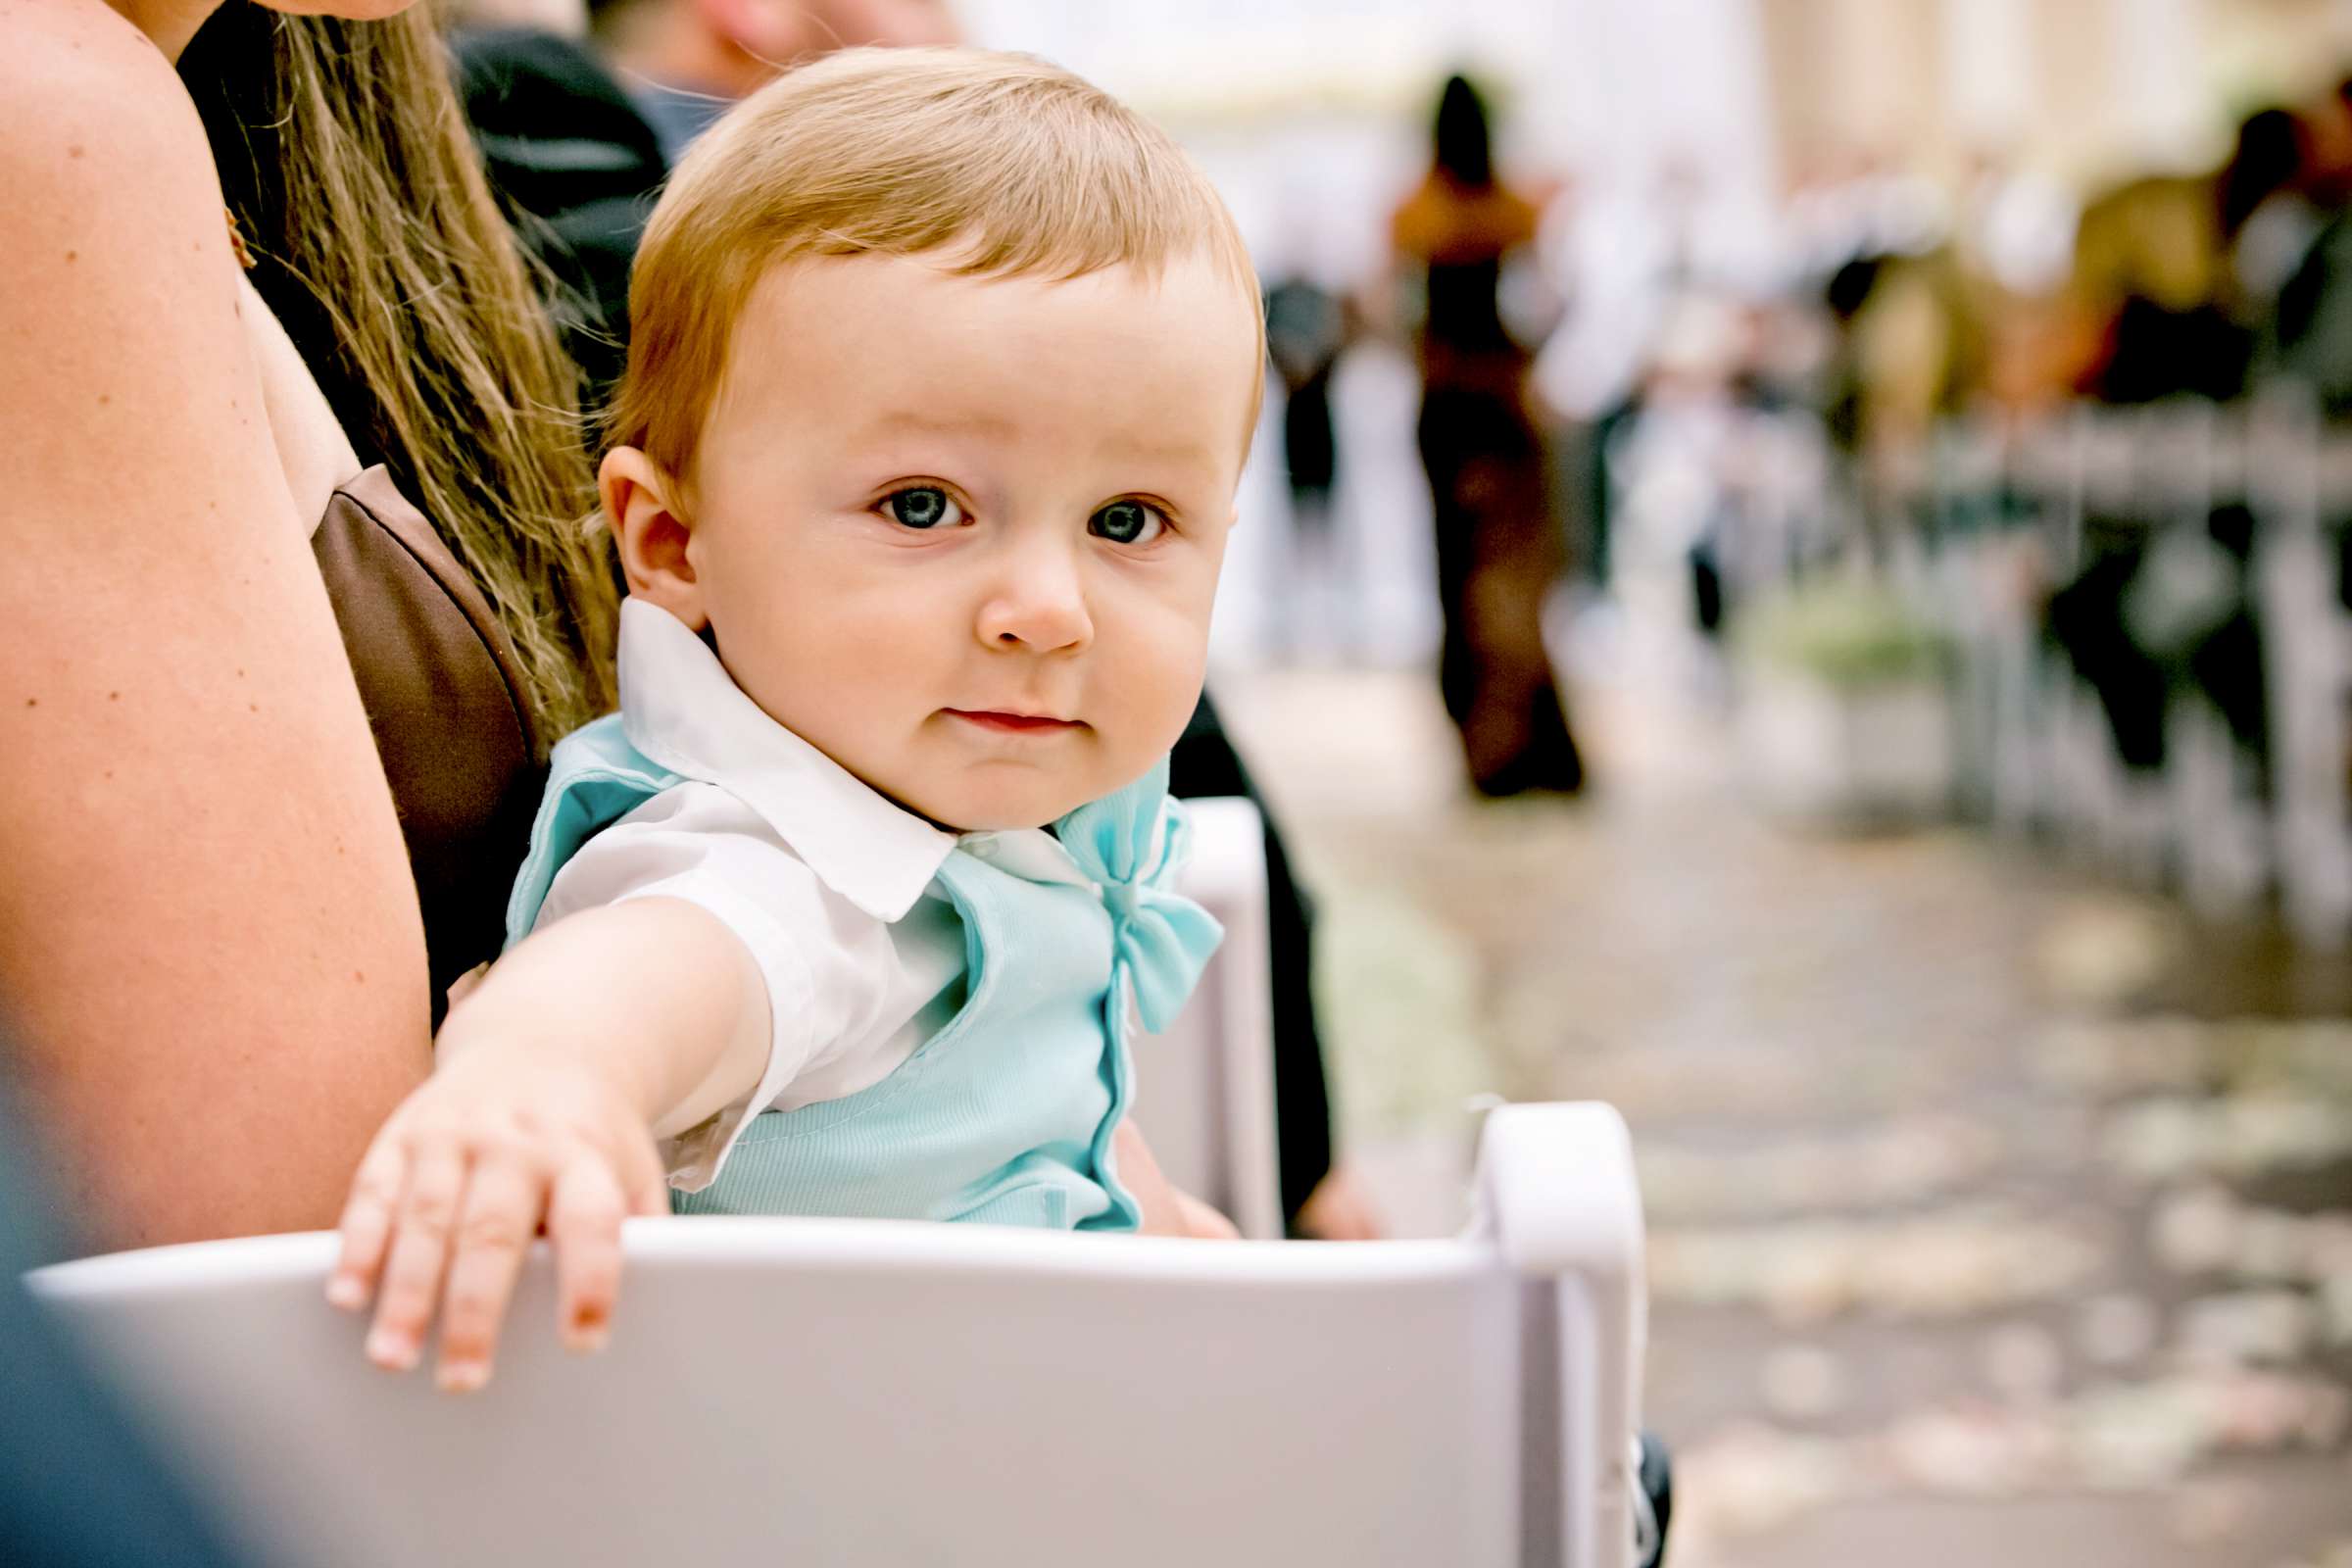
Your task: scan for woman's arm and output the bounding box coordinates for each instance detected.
[1112,1120,1237,1240]
[0,6,431,1248]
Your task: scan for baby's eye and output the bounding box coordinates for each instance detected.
[1090,500,1167,546]
[880,486,965,530]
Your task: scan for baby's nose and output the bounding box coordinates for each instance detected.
[976,560,1093,654]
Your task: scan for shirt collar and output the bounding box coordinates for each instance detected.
[615,598,960,922]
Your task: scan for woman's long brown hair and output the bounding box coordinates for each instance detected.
[181,1,618,746]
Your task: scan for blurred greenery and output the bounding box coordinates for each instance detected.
[1736,579,1952,688]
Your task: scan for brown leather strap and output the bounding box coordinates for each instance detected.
[314,466,547,1015]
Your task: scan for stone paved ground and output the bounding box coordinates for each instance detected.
[1212,660,2352,1568]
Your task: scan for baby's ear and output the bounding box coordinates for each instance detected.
[602,448,708,631]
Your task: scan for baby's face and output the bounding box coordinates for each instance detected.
[670,251,1257,831]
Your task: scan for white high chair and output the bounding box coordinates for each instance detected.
[28,1102,1644,1568]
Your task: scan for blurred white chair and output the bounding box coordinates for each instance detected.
[1145,795,1283,1239]
[28,1102,1645,1568]
[2254,405,2352,949]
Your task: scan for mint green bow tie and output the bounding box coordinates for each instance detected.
[1054,759,1225,1033]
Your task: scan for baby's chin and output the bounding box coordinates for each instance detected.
[873,743,1180,835]
[917,795,1086,836]
[882,776,1090,837]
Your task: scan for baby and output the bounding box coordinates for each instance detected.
[324,47,1267,1391]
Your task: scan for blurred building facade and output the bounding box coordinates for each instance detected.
[1763,0,2352,190]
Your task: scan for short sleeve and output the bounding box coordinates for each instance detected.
[534,784,840,1191]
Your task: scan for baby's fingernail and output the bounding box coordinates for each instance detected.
[437,1360,490,1394]
[366,1330,419,1372]
[566,1324,611,1354]
[324,1275,365,1310]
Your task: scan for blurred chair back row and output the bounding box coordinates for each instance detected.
[1732,391,2352,948]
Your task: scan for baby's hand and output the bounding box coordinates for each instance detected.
[325,1045,670,1392]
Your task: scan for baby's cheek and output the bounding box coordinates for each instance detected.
[1119,659,1206,765]
[1088,597,1211,776]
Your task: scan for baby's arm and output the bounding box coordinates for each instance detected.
[326,897,769,1391]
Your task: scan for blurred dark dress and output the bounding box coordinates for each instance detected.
[1264,275,1344,520]
[1394,174,1583,796]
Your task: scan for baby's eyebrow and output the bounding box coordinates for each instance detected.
[848,404,1231,479]
[858,407,1020,441]
[1115,434,1219,466]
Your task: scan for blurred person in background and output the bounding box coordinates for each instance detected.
[1532,163,1690,599]
[2057,103,2313,407]
[451,0,955,394]
[1956,147,2082,416]
[1261,267,1355,661]
[1769,143,1986,540]
[2028,99,2350,796]
[5,0,618,1247]
[585,0,956,160]
[1820,243,1986,532]
[453,6,665,396]
[1392,74,1586,799]
[2269,76,2352,413]
[1534,154,1773,610]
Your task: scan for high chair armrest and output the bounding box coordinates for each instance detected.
[1474,1102,1645,1568]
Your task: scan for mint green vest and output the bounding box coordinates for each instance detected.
[505,716,1222,1233]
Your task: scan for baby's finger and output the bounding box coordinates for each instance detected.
[327,1135,409,1312]
[547,1153,628,1353]
[619,1131,670,1219]
[366,1143,467,1373]
[432,1156,544,1394]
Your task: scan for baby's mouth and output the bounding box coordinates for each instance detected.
[942,709,1086,735]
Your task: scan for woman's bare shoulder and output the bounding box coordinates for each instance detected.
[1,0,287,520]
[0,0,204,159]
[1,0,240,310]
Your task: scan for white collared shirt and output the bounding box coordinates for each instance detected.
[537,600,1097,1190]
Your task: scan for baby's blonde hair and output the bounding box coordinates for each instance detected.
[609,47,1265,500]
